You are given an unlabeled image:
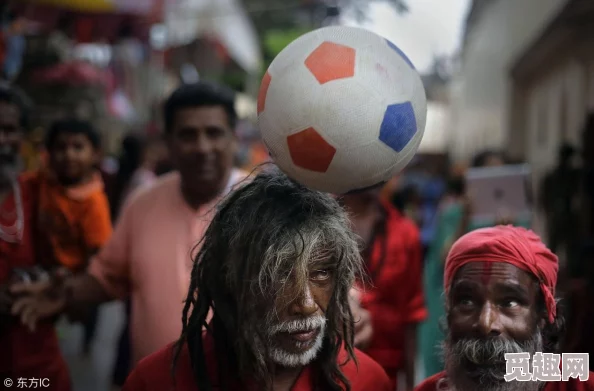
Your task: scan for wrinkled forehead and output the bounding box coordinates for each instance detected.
[450,261,538,293]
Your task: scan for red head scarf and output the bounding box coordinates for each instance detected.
[444,225,558,323]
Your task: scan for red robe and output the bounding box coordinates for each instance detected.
[359,200,427,388]
[123,335,392,391]
[415,371,594,391]
[0,174,70,390]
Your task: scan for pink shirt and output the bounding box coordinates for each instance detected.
[89,169,245,364]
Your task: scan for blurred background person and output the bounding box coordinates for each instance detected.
[108,132,167,389]
[341,186,427,391]
[36,118,112,357]
[419,173,468,379]
[0,84,71,390]
[109,133,166,221]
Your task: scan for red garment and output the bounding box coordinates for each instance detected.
[415,371,594,391]
[444,225,558,323]
[123,335,391,391]
[0,174,71,390]
[358,201,427,387]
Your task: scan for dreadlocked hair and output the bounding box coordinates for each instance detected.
[173,166,364,391]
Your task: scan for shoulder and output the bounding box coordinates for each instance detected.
[124,172,180,210]
[340,348,391,390]
[414,371,446,391]
[382,200,420,242]
[542,373,594,390]
[125,342,196,391]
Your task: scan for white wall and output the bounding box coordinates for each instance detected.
[449,0,570,161]
[419,102,451,153]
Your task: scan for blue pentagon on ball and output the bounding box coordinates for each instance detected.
[379,101,417,153]
[385,39,415,69]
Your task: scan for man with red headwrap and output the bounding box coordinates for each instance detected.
[416,225,594,391]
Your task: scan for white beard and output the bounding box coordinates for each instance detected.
[269,323,325,367]
[267,315,326,368]
[441,331,544,391]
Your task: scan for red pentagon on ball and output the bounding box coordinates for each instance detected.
[305,41,356,84]
[257,71,272,114]
[287,127,337,173]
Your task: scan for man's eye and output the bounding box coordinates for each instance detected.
[501,299,520,308]
[456,297,474,307]
[310,270,331,281]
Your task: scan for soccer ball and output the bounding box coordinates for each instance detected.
[257,26,427,194]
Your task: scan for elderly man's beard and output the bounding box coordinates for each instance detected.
[441,329,544,391]
[266,315,326,368]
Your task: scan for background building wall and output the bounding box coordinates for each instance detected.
[449,0,569,161]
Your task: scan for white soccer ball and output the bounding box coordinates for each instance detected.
[257,26,427,194]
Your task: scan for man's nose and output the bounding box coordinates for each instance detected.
[192,131,214,154]
[287,283,319,317]
[476,302,502,337]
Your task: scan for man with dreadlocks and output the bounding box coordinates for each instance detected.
[122,168,391,391]
[415,226,594,391]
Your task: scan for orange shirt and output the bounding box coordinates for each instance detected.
[36,170,112,272]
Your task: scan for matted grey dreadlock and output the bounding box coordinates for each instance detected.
[173,167,364,391]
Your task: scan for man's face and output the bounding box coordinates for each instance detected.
[444,262,545,391]
[0,102,23,181]
[49,132,99,184]
[169,106,236,198]
[264,259,335,368]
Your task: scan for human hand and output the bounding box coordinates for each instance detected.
[348,288,373,350]
[352,305,373,350]
[10,270,68,332]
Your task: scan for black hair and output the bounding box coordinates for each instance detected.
[471,149,508,168]
[446,176,466,197]
[45,118,101,150]
[163,81,237,134]
[0,83,31,129]
[559,143,575,162]
[109,133,147,220]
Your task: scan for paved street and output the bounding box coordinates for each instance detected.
[57,302,125,391]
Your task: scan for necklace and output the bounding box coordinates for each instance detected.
[0,180,24,243]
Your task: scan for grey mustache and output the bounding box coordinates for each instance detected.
[269,316,326,335]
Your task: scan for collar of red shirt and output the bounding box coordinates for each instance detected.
[184,331,329,391]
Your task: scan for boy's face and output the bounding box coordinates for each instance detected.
[50,132,99,183]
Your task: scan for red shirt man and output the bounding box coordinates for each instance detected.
[122,169,392,391]
[124,335,390,391]
[0,175,71,390]
[0,86,70,390]
[343,191,427,390]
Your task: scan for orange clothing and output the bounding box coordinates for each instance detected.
[36,170,112,272]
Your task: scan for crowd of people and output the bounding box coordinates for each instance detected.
[1,79,594,391]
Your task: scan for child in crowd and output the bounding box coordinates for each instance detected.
[35,118,112,354]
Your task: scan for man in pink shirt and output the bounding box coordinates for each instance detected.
[11,82,245,366]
